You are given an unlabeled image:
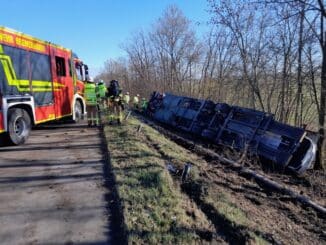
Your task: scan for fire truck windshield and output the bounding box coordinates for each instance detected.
[75,62,84,81]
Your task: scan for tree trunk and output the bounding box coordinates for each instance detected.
[295,6,305,127]
[315,15,326,170]
[315,63,325,170]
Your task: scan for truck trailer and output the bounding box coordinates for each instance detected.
[0,26,88,145]
[147,92,317,174]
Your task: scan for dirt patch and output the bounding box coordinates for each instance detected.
[137,114,326,209]
[135,115,325,244]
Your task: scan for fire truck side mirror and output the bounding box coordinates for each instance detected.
[84,64,89,75]
[83,64,89,82]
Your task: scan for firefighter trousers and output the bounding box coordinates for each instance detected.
[86,104,99,126]
[108,101,123,124]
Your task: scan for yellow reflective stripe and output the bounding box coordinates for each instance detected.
[35,114,55,124]
[0,54,17,79]
[0,45,65,92]
[58,113,73,119]
[31,80,64,91]
[0,45,3,53]
[35,113,72,124]
[0,129,5,133]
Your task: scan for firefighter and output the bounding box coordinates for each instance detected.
[109,91,123,125]
[133,94,140,109]
[107,80,123,125]
[141,97,148,113]
[123,92,130,109]
[97,79,107,110]
[84,77,99,127]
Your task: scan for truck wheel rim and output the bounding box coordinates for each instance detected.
[14,117,25,136]
[75,104,81,119]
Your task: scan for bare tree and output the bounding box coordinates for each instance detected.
[208,0,269,110]
[150,5,201,94]
[123,30,157,92]
[264,0,325,170]
[199,27,236,102]
[316,0,326,170]
[97,58,128,86]
[97,1,324,169]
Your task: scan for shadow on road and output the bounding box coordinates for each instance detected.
[0,122,122,244]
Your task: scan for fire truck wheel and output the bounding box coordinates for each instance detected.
[7,108,31,145]
[73,100,83,123]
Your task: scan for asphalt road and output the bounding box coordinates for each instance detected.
[0,122,111,245]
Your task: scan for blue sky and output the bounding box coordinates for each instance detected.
[0,0,210,76]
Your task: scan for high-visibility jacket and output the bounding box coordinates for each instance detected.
[141,100,148,110]
[85,82,97,106]
[114,93,123,103]
[133,96,139,104]
[98,83,107,98]
[124,94,130,104]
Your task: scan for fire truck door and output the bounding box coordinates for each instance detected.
[50,47,74,118]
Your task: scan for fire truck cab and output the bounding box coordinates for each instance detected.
[0,26,88,145]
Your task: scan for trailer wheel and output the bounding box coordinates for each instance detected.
[7,108,31,145]
[73,100,83,123]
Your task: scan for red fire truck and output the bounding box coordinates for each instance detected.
[0,27,88,145]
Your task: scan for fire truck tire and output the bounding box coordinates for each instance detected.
[73,100,83,123]
[7,108,31,145]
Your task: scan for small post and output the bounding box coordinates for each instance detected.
[181,163,191,182]
[125,111,132,121]
[137,124,143,133]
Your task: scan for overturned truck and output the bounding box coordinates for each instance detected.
[147,92,316,174]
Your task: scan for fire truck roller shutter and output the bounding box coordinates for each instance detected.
[1,44,55,105]
[0,44,30,95]
[29,50,53,105]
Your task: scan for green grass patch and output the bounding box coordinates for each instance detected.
[104,116,273,244]
[137,117,271,243]
[104,118,213,244]
[144,125,250,225]
[206,193,248,227]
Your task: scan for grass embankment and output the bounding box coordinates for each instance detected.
[139,119,270,244]
[104,118,215,244]
[104,117,269,244]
